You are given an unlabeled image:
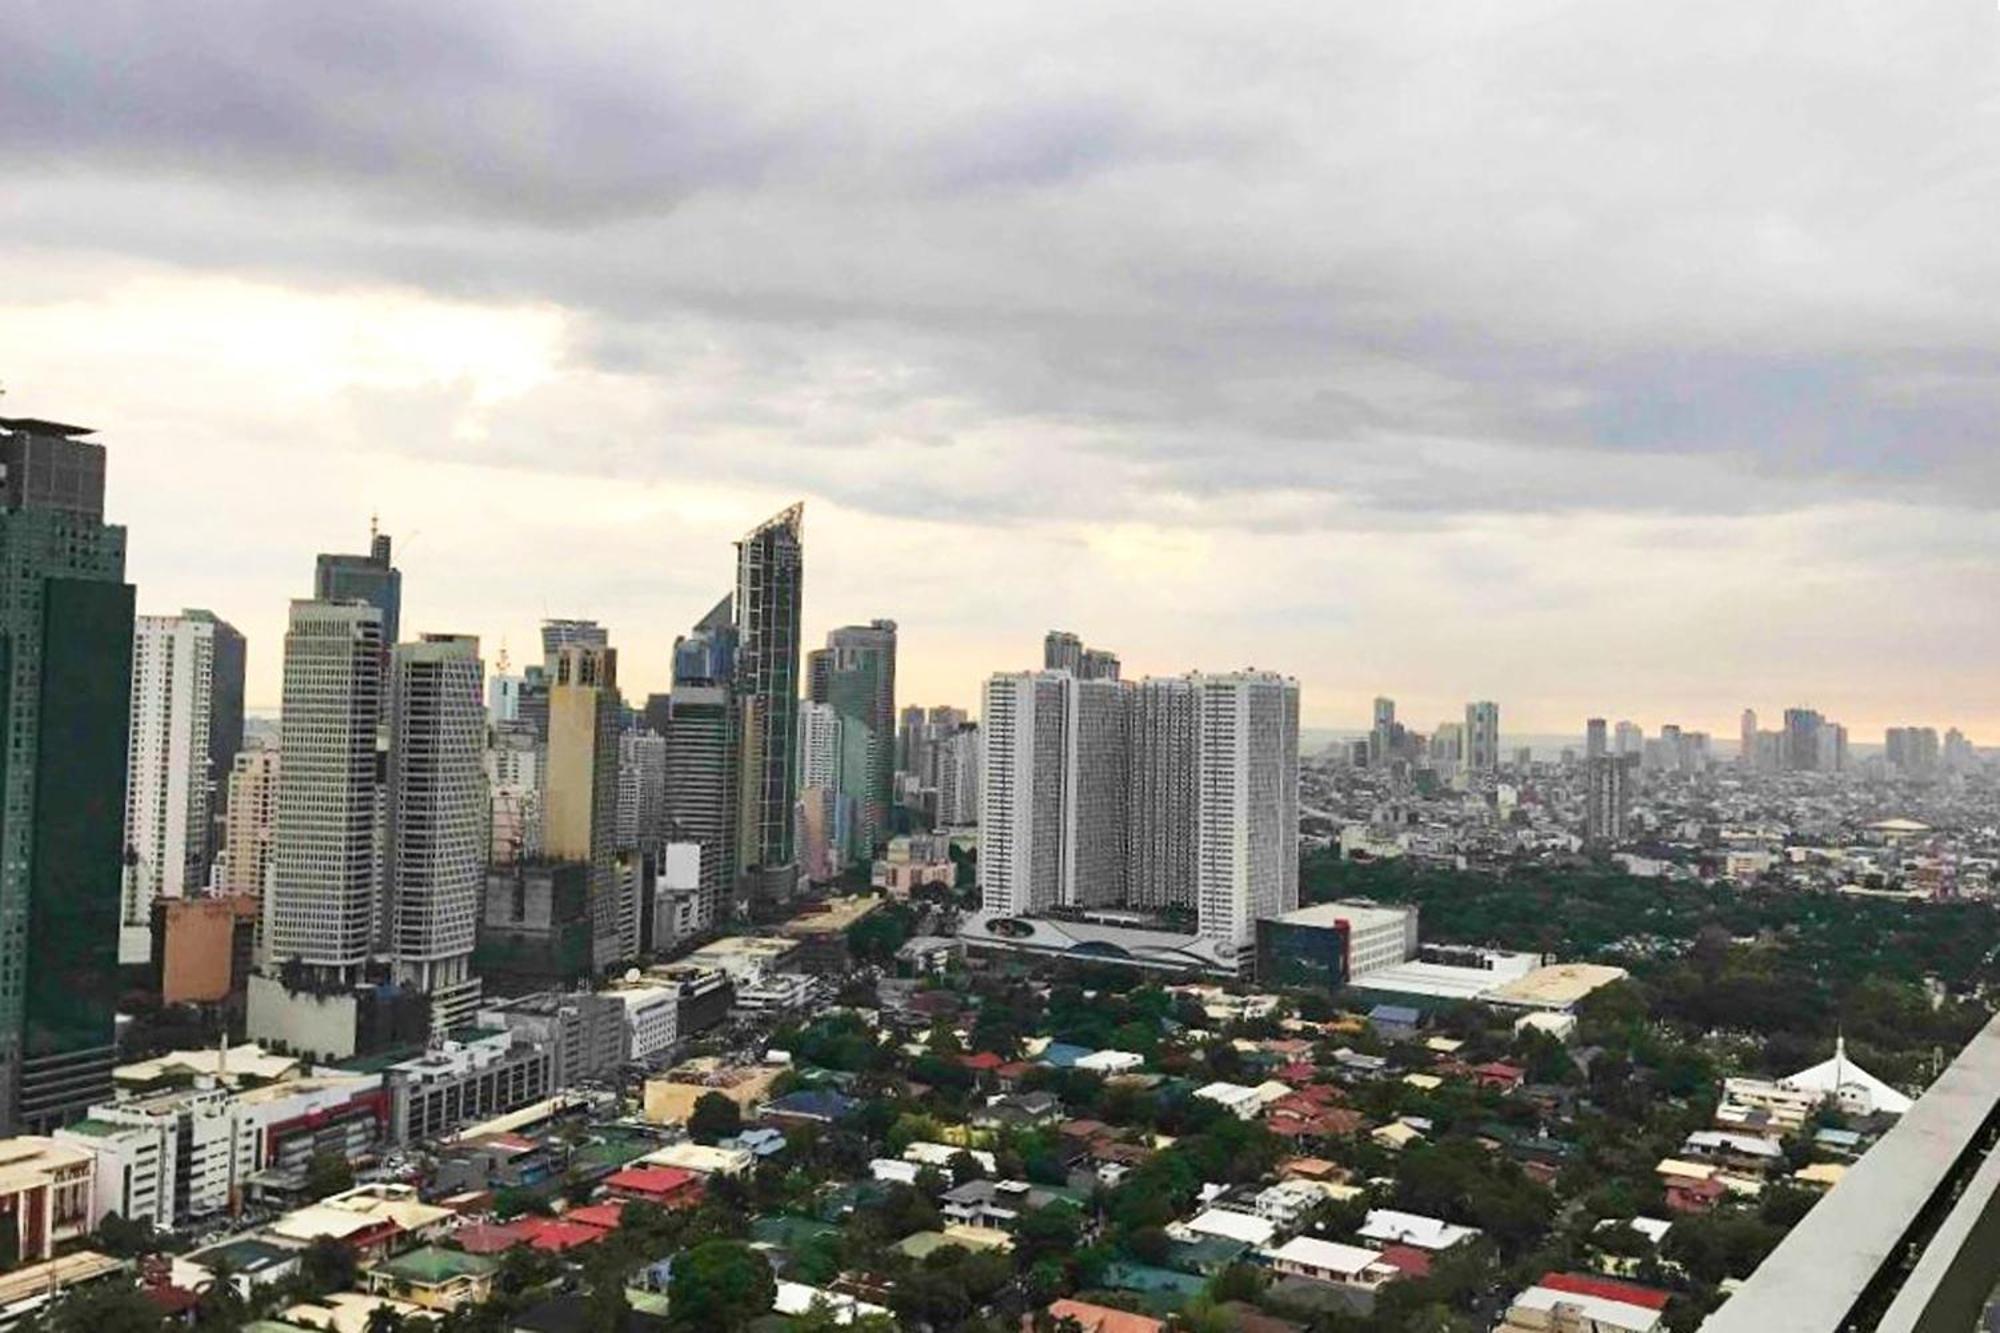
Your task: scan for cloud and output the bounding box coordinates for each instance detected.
[1,1,1995,728]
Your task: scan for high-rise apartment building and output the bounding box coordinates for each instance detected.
[936,724,981,828]
[816,621,897,864]
[1614,720,1643,757]
[1194,672,1300,958]
[978,672,1069,918]
[1465,701,1500,775]
[1127,676,1197,911]
[1739,709,1757,768]
[383,634,485,1033]
[266,600,385,981]
[734,506,804,904]
[1368,697,1397,768]
[314,524,401,646]
[616,731,667,857]
[221,746,279,903]
[1885,727,1941,779]
[121,610,246,962]
[1585,717,1608,762]
[545,645,624,972]
[1584,756,1630,845]
[0,417,135,1132]
[1063,678,1130,908]
[1043,631,1118,681]
[1783,708,1825,773]
[797,701,847,884]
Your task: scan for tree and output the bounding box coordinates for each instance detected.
[689,1092,743,1145]
[667,1241,775,1333]
[32,1278,168,1333]
[92,1211,153,1258]
[305,1151,355,1200]
[300,1236,359,1295]
[363,1307,407,1333]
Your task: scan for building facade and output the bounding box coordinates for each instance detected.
[545,645,623,973]
[734,505,805,904]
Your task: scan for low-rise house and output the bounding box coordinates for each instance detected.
[1175,1208,1278,1249]
[1682,1130,1786,1175]
[600,1165,704,1209]
[1194,1082,1264,1120]
[1357,1209,1478,1252]
[1367,1006,1421,1041]
[1496,1273,1669,1333]
[1254,1180,1332,1233]
[638,1142,754,1178]
[364,1248,498,1313]
[1471,1061,1527,1091]
[1035,1299,1164,1333]
[1261,1237,1398,1292]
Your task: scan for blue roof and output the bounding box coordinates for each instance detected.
[1370,1004,1421,1024]
[764,1090,858,1121]
[1038,1042,1095,1068]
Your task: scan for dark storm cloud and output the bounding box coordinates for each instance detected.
[4,0,1998,525]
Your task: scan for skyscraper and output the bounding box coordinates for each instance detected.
[663,684,737,929]
[1368,696,1396,767]
[936,724,981,829]
[1465,701,1500,775]
[1194,672,1300,958]
[978,672,1069,917]
[819,621,897,864]
[1584,756,1630,845]
[734,505,805,903]
[121,610,246,962]
[1127,676,1197,911]
[384,634,485,1033]
[1614,720,1643,757]
[314,523,401,646]
[267,600,385,982]
[617,731,668,858]
[221,746,279,903]
[1585,717,1608,762]
[0,416,135,1132]
[545,645,624,971]
[1739,709,1757,768]
[1043,631,1083,675]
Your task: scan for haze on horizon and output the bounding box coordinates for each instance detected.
[3,2,1995,738]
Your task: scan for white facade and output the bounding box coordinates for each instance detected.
[269,600,385,976]
[607,983,680,1066]
[61,1087,260,1230]
[799,701,842,792]
[122,613,230,964]
[1194,672,1300,956]
[385,635,486,1033]
[936,725,981,827]
[485,722,542,866]
[978,672,1068,916]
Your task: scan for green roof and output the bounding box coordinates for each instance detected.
[59,1119,124,1138]
[374,1246,500,1284]
[331,1044,426,1075]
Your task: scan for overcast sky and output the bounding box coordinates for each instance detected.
[4,2,1995,738]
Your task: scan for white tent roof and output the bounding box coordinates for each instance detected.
[1782,1038,1913,1116]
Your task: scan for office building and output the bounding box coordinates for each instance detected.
[0,417,135,1133]
[539,619,607,664]
[122,610,246,962]
[221,745,280,902]
[265,600,384,983]
[814,621,897,863]
[1465,701,1500,775]
[545,645,624,972]
[663,683,737,933]
[314,523,401,646]
[487,670,524,724]
[797,701,846,885]
[384,635,486,1033]
[617,730,667,857]
[1584,756,1631,845]
[1614,721,1643,757]
[1585,717,1608,763]
[733,506,805,904]
[1127,676,1197,911]
[1194,672,1300,957]
[1368,697,1397,768]
[1430,723,1465,779]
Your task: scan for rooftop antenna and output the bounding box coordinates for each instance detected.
[369,511,379,544]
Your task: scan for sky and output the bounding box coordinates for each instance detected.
[3,2,1997,738]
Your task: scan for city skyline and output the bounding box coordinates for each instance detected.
[5,5,1998,740]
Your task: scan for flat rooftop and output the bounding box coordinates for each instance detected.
[1278,901,1414,932]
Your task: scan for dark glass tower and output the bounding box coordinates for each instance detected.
[733,505,804,904]
[315,523,402,645]
[0,417,135,1132]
